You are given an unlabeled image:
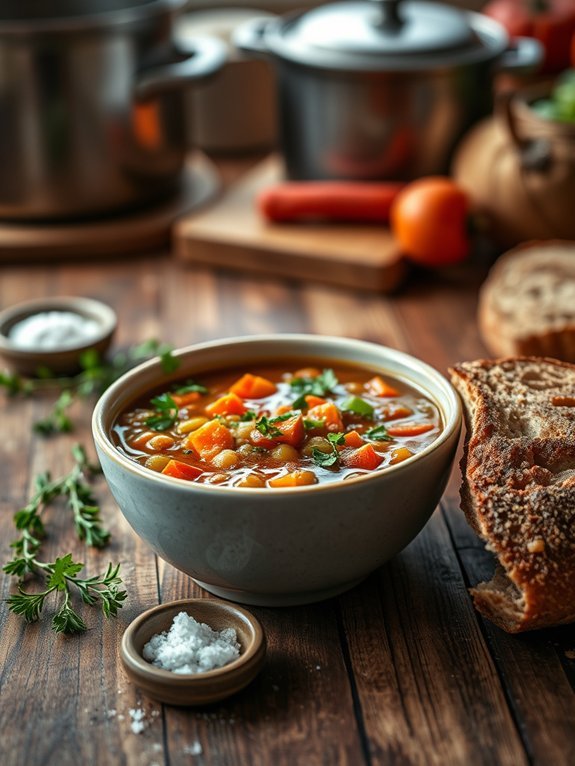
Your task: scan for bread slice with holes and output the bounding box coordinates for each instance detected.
[478,241,575,362]
[449,356,575,633]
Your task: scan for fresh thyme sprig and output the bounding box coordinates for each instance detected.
[3,445,126,633]
[0,339,179,435]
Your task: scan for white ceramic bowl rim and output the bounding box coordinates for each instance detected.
[0,295,117,355]
[92,333,461,496]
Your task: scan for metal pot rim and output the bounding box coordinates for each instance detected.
[0,0,187,37]
[263,9,509,73]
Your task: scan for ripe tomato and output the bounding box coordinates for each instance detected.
[390,177,470,268]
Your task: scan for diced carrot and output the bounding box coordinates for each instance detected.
[390,447,413,465]
[171,391,201,407]
[341,444,383,470]
[184,420,234,460]
[343,430,365,448]
[268,470,317,488]
[161,459,203,481]
[366,375,400,397]
[307,402,344,432]
[205,392,246,417]
[229,373,277,399]
[250,413,305,449]
[381,403,413,421]
[304,394,326,409]
[387,423,435,437]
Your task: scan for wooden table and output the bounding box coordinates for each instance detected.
[1,184,574,766]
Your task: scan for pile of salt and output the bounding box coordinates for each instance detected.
[143,612,240,674]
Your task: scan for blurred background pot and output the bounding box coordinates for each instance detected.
[0,0,226,220]
[453,83,575,247]
[235,0,542,181]
[176,8,277,153]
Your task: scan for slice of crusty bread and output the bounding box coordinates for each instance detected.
[478,241,575,362]
[449,356,575,633]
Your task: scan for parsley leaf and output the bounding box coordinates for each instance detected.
[311,448,339,467]
[366,424,392,442]
[311,432,345,468]
[255,416,284,437]
[48,554,84,590]
[290,368,339,409]
[304,418,325,430]
[145,392,178,431]
[340,396,374,418]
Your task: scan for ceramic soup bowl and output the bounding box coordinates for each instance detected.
[92,334,461,606]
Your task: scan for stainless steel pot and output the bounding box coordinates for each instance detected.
[0,0,227,220]
[235,0,542,181]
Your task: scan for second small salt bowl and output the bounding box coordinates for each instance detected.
[120,598,266,706]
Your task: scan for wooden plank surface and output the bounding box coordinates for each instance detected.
[173,156,406,293]
[1,189,574,766]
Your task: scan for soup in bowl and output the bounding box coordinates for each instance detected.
[92,334,461,606]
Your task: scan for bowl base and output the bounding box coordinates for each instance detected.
[192,576,367,607]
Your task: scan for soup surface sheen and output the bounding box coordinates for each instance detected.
[113,362,443,489]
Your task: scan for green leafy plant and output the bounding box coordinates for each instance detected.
[3,445,126,634]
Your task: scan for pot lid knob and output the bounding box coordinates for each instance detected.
[366,0,475,54]
[290,1,477,58]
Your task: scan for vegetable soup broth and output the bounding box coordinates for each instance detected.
[112,362,443,489]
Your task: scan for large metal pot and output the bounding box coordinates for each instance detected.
[0,0,227,220]
[235,0,542,181]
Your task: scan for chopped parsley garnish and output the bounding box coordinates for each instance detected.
[311,432,345,468]
[239,410,258,422]
[365,423,392,442]
[340,396,374,418]
[145,392,179,431]
[290,368,339,409]
[255,416,284,437]
[303,418,325,430]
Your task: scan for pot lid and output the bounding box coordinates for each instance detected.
[266,0,507,71]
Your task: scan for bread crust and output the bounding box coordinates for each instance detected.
[449,356,575,633]
[478,240,575,362]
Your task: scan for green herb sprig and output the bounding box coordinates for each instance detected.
[311,432,345,468]
[290,369,339,410]
[3,445,126,634]
[0,339,179,436]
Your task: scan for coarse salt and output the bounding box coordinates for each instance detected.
[8,310,101,351]
[142,611,240,674]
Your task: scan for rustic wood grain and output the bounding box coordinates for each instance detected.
[1,164,574,766]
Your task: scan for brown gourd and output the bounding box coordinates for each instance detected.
[452,85,575,248]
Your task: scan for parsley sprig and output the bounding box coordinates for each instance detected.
[145,392,179,431]
[255,411,295,437]
[290,369,339,409]
[0,339,179,435]
[311,432,345,468]
[3,445,126,634]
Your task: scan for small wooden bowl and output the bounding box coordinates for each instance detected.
[120,599,266,706]
[0,296,117,376]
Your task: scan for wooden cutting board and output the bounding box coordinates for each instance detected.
[173,156,406,292]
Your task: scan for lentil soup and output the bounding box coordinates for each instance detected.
[112,362,443,489]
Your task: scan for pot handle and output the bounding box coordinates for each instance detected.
[135,36,227,101]
[496,36,543,74]
[233,17,273,57]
